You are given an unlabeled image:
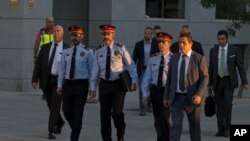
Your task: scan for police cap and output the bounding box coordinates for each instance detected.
[156,32,173,41]
[99,24,116,32]
[68,25,84,34]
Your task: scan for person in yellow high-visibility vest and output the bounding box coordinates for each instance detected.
[33,16,54,63]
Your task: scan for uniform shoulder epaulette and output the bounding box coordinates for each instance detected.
[150,52,160,57]
[114,41,123,47]
[96,44,104,50]
[83,46,90,50]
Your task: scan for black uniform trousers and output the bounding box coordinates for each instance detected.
[44,75,64,133]
[99,79,126,141]
[150,85,170,141]
[62,79,88,141]
[214,76,234,133]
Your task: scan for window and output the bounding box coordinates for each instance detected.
[146,0,185,19]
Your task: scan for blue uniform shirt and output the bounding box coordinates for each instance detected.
[141,52,172,97]
[90,41,138,91]
[58,43,95,87]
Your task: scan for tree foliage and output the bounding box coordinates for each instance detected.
[200,0,250,36]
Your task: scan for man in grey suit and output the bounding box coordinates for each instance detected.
[163,33,208,141]
[208,30,248,137]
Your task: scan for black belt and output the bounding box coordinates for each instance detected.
[64,79,88,85]
[100,78,120,83]
[175,92,187,95]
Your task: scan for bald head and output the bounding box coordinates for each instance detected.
[45,16,54,30]
[53,25,64,43]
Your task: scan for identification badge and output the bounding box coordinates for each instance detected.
[114,51,120,56]
[80,52,85,57]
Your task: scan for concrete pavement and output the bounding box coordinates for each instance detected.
[0,89,249,141]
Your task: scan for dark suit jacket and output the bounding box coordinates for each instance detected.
[132,39,159,76]
[208,45,248,89]
[170,40,204,56]
[32,42,68,90]
[164,51,209,107]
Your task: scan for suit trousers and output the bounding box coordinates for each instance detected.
[150,85,170,141]
[62,79,88,141]
[170,94,201,141]
[44,75,64,133]
[214,76,234,132]
[138,67,147,112]
[99,79,126,141]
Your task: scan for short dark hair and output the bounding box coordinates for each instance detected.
[145,26,153,30]
[179,33,193,43]
[154,25,161,30]
[217,30,228,38]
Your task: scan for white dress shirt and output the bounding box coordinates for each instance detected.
[49,41,63,75]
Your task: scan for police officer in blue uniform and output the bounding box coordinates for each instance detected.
[57,26,95,141]
[90,24,138,141]
[141,32,173,141]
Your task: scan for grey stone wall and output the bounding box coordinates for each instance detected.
[0,0,249,91]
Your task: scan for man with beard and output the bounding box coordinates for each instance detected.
[32,25,67,139]
[90,24,138,141]
[208,30,248,137]
[132,27,159,116]
[57,26,95,141]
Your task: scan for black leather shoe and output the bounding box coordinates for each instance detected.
[117,137,124,141]
[54,121,65,134]
[48,132,56,140]
[215,131,223,137]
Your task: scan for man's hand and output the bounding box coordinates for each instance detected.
[130,83,137,91]
[32,82,38,89]
[143,96,148,107]
[89,90,96,99]
[192,95,201,105]
[243,84,248,89]
[56,87,62,95]
[163,99,169,108]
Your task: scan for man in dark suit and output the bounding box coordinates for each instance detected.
[170,24,204,56]
[32,25,68,140]
[164,33,208,141]
[208,30,248,137]
[132,26,160,115]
